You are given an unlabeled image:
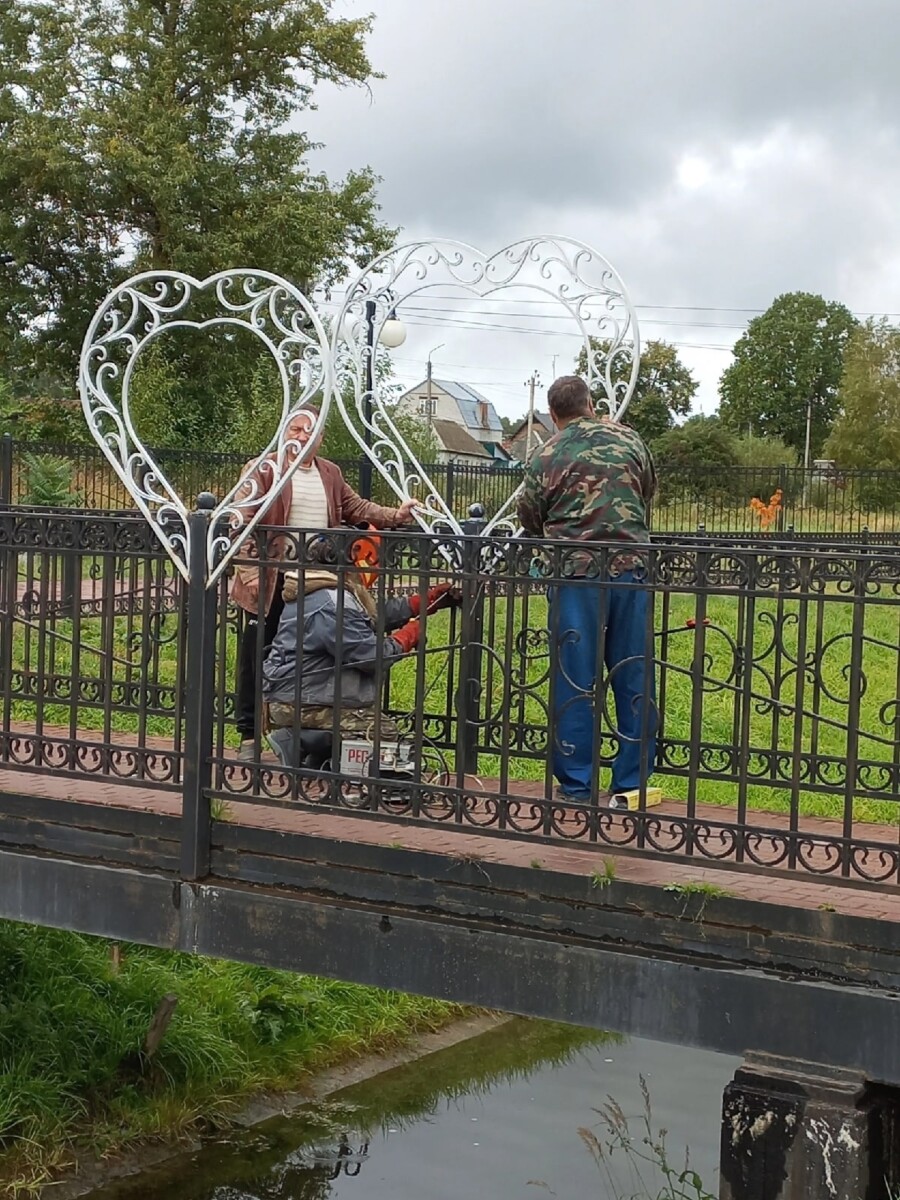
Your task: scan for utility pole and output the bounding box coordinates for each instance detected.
[551,354,558,379]
[524,370,541,461]
[426,343,445,426]
[802,393,814,510]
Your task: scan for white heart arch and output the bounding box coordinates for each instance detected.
[331,236,641,538]
[77,238,640,582]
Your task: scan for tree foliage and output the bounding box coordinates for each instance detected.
[718,292,858,457]
[825,320,900,480]
[652,415,737,497]
[732,431,797,470]
[0,0,394,442]
[576,338,697,443]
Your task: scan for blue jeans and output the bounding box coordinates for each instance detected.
[549,573,657,797]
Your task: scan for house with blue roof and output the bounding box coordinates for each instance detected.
[397,379,511,464]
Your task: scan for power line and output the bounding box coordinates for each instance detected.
[322,288,900,322]
[395,312,736,351]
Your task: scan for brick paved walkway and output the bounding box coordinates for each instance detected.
[1,720,899,923]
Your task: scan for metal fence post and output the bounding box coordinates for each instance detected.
[445,460,456,514]
[0,434,12,506]
[359,299,376,500]
[457,504,487,775]
[181,493,218,881]
[777,464,787,532]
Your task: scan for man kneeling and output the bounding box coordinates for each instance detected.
[261,538,459,771]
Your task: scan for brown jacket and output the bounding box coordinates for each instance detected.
[229,456,407,615]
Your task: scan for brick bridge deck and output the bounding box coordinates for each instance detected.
[2,723,898,925]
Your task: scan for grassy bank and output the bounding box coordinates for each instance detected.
[0,921,459,1197]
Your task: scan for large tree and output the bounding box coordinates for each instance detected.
[576,338,697,444]
[825,321,900,471]
[0,0,394,444]
[718,292,858,458]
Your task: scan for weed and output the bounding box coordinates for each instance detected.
[590,859,618,889]
[386,841,404,849]
[817,902,836,912]
[663,881,731,899]
[530,858,543,869]
[209,797,233,822]
[579,1075,715,1200]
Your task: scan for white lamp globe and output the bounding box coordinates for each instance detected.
[378,317,407,349]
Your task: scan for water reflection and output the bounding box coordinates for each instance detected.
[88,1021,734,1200]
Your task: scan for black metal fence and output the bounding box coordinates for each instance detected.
[6,436,900,536]
[651,463,900,538]
[0,437,524,521]
[1,504,898,889]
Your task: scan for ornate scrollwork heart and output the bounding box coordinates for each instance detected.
[332,236,640,538]
[79,269,332,583]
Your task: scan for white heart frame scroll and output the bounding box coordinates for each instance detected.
[331,236,640,538]
[78,269,333,584]
[78,239,640,581]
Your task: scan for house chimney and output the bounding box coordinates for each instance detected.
[478,401,488,429]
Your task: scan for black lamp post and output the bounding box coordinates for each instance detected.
[360,299,376,500]
[358,299,405,500]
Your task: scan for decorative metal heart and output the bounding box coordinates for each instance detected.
[79,242,638,583]
[331,236,639,539]
[79,269,332,583]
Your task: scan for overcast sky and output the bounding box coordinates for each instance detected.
[303,0,900,421]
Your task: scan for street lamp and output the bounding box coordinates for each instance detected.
[360,299,407,499]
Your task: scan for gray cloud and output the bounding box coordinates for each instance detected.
[300,0,900,416]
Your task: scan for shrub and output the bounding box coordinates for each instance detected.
[20,453,82,508]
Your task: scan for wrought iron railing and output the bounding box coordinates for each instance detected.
[0,505,898,888]
[6,437,900,537]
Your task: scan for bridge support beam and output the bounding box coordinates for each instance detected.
[719,1053,900,1200]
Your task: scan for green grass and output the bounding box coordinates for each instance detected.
[0,921,458,1195]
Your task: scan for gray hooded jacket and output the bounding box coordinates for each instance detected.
[261,585,415,709]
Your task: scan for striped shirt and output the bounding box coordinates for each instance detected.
[285,465,328,553]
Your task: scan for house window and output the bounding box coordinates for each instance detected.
[418,395,436,417]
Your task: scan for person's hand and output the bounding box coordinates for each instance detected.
[396,498,421,524]
[408,583,463,616]
[391,619,421,653]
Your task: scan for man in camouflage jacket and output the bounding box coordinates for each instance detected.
[517,375,658,806]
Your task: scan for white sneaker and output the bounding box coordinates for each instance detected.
[237,740,256,762]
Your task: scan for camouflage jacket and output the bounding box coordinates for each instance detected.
[517,417,656,573]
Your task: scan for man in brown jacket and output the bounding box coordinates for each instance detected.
[230,409,418,758]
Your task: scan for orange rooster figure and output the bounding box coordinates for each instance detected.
[350,525,381,589]
[749,488,783,530]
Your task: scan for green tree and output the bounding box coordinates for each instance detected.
[0,0,394,436]
[732,432,797,470]
[653,414,738,499]
[824,321,900,507]
[576,339,697,443]
[719,292,858,457]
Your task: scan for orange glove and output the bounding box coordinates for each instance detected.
[391,619,421,653]
[407,584,462,616]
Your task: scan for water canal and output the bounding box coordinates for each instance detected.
[86,1020,738,1200]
